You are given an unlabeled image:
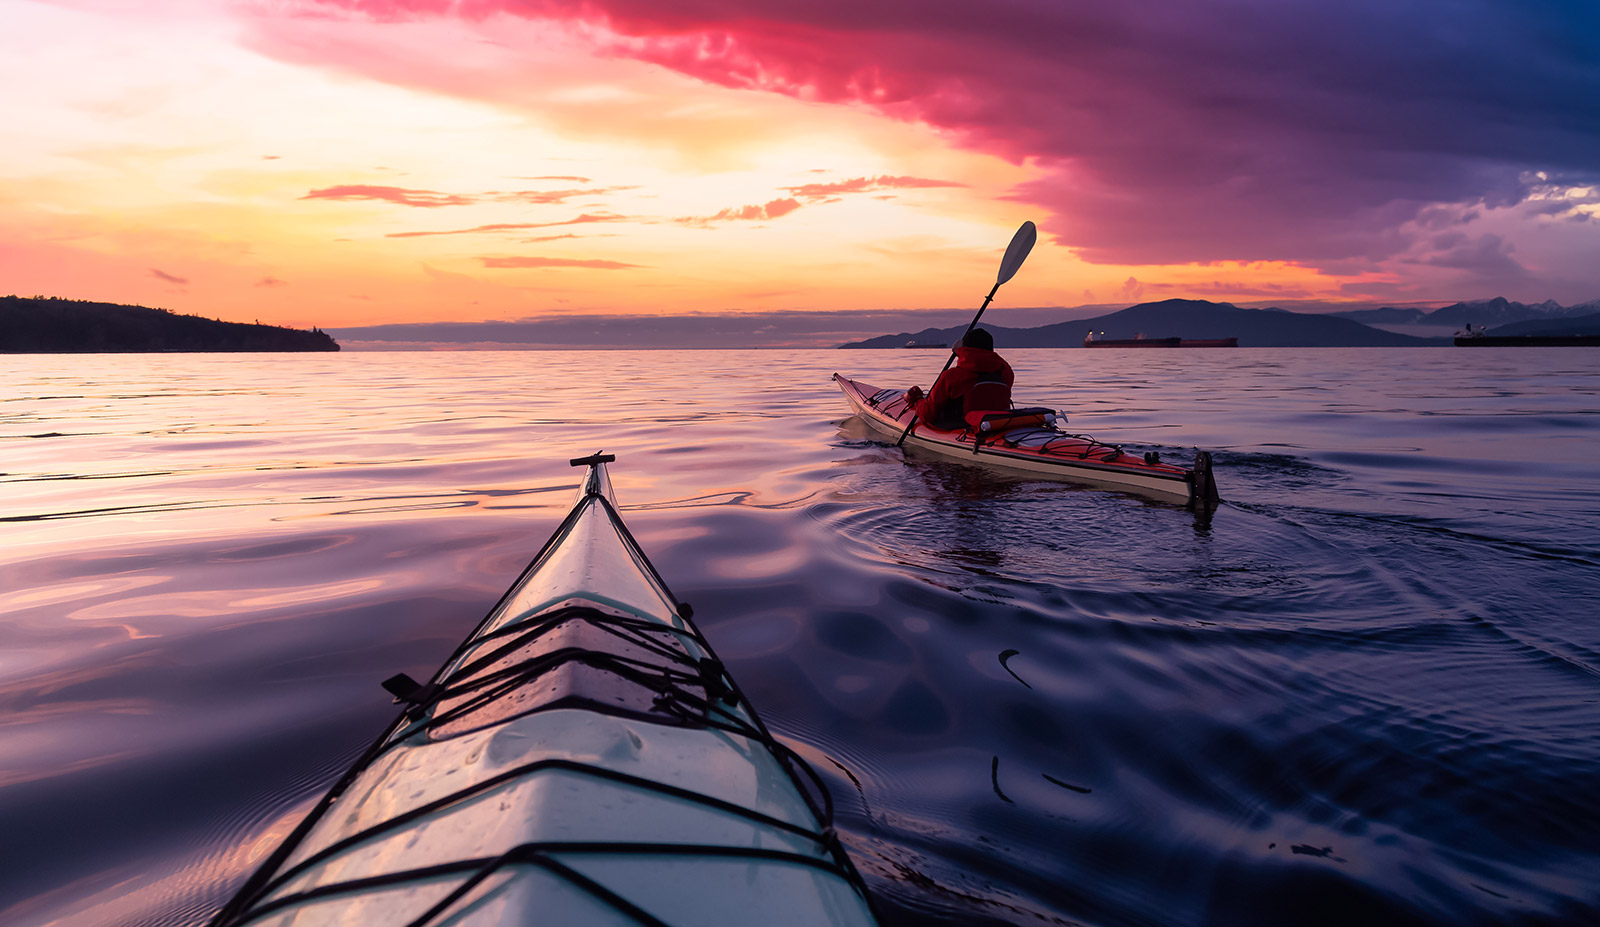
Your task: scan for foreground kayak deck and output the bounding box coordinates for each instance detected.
[211,454,879,927]
[834,374,1218,507]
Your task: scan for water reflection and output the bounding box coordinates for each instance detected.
[0,349,1597,926]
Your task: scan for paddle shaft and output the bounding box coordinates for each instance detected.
[893,279,1002,447]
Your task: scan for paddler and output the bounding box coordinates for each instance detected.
[905,327,1014,430]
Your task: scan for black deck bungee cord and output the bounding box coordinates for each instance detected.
[870,387,1128,460]
[230,841,867,927]
[210,461,878,927]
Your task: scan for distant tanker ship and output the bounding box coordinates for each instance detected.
[1454,324,1600,346]
[1083,332,1238,348]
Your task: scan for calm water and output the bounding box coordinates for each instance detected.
[2,348,1598,927]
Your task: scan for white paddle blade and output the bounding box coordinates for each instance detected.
[996,220,1037,285]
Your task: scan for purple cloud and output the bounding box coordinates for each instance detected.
[1407,233,1527,278]
[278,1,1600,274]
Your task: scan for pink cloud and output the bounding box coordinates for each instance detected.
[387,212,627,238]
[150,268,188,285]
[784,175,963,199]
[277,0,1598,276]
[388,222,552,239]
[480,256,643,269]
[304,182,625,211]
[499,188,598,205]
[302,185,475,207]
[680,197,801,226]
[255,276,287,287]
[668,177,952,229]
[492,186,636,205]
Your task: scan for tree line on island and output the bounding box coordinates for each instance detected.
[838,298,1600,348]
[2,296,339,353]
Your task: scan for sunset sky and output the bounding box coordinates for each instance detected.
[4,0,1597,332]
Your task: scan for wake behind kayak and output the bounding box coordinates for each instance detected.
[210,453,880,927]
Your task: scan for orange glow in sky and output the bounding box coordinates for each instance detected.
[3,1,1595,330]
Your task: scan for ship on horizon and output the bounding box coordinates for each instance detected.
[1454,324,1600,347]
[1083,332,1238,348]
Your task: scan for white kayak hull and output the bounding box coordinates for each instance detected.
[212,455,879,927]
[834,373,1217,506]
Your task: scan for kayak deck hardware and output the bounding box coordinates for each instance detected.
[210,452,880,927]
[971,421,1125,462]
[868,387,1126,465]
[569,451,617,468]
[379,672,440,720]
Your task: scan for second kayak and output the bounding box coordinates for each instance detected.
[835,373,1219,507]
[210,452,880,927]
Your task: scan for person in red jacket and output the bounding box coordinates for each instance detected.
[905,327,1014,430]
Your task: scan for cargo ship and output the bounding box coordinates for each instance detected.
[1454,324,1600,346]
[1083,332,1238,347]
[1454,334,1600,346]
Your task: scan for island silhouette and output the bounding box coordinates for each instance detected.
[3,296,339,353]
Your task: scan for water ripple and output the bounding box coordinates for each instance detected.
[2,349,1598,926]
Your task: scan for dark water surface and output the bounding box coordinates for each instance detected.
[2,348,1597,926]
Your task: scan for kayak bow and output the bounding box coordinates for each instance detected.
[835,374,1219,507]
[211,452,880,927]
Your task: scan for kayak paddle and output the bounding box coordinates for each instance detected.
[895,220,1037,447]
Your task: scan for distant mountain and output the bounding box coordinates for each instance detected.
[1483,312,1600,337]
[1422,297,1594,327]
[1,296,339,353]
[1327,306,1428,325]
[839,298,1439,348]
[854,324,1039,350]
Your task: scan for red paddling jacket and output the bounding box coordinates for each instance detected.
[913,346,1014,429]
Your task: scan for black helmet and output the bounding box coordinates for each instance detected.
[962,328,994,351]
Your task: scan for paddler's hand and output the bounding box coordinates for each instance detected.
[906,386,924,403]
